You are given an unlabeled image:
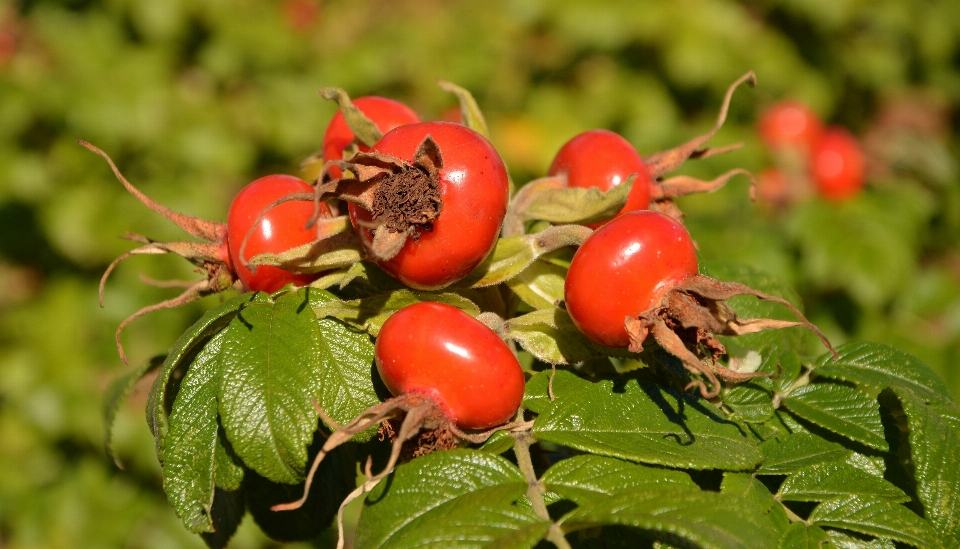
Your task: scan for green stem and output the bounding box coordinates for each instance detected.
[512,431,572,549]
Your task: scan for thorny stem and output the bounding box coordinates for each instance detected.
[512,431,572,549]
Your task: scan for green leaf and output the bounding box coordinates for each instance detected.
[319,87,383,146]
[312,289,479,336]
[779,461,909,503]
[478,430,515,455]
[541,455,695,506]
[147,293,259,458]
[720,473,790,534]
[504,259,566,310]
[723,382,774,423]
[437,80,489,138]
[162,329,227,533]
[103,354,164,468]
[532,371,763,470]
[778,522,832,549]
[506,308,634,365]
[758,432,852,475]
[218,290,325,484]
[213,431,244,491]
[523,369,582,415]
[783,382,888,451]
[561,487,783,549]
[306,288,381,436]
[454,225,588,289]
[895,389,960,547]
[814,342,951,404]
[826,529,895,548]
[354,450,547,549]
[522,176,634,226]
[809,496,940,549]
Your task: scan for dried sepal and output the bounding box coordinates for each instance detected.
[643,71,757,179]
[652,169,756,201]
[627,274,836,399]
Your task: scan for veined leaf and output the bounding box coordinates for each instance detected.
[354,450,547,549]
[522,176,634,225]
[814,342,951,404]
[561,486,783,549]
[720,473,790,534]
[783,382,887,451]
[758,432,852,475]
[147,293,260,459]
[455,224,589,289]
[506,308,634,365]
[307,288,381,436]
[199,488,245,549]
[218,290,325,484]
[504,259,566,310]
[809,495,940,549]
[162,330,227,533]
[312,288,479,336]
[103,354,164,468]
[826,529,895,548]
[895,389,960,547]
[532,371,762,470]
[778,522,832,549]
[541,455,695,506]
[779,461,908,503]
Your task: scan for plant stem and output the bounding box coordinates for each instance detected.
[512,431,572,549]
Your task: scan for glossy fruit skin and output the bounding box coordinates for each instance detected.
[810,127,865,201]
[322,96,420,163]
[758,101,823,151]
[227,175,332,293]
[548,129,653,228]
[349,121,510,290]
[375,302,525,430]
[565,211,699,348]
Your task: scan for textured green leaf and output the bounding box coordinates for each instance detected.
[826,530,894,548]
[720,473,791,535]
[778,522,833,549]
[779,461,908,503]
[561,486,783,549]
[895,389,960,547]
[455,225,588,289]
[758,432,852,474]
[522,175,634,225]
[783,382,887,451]
[523,369,582,415]
[809,496,940,549]
[147,293,259,458]
[541,455,695,506]
[437,79,489,138]
[213,431,244,491]
[506,308,634,365]
[162,330,227,533]
[814,342,951,404]
[504,259,566,310]
[312,288,479,336]
[218,290,325,484]
[723,382,775,423]
[103,354,163,468]
[478,430,515,455]
[306,288,381,435]
[532,371,762,470]
[354,450,546,549]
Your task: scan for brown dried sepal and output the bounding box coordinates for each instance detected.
[626,274,837,399]
[273,393,530,547]
[81,141,238,364]
[312,136,444,262]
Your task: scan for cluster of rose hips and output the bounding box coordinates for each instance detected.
[756,100,866,205]
[92,75,835,526]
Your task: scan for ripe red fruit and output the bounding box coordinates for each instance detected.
[810,127,865,201]
[227,175,332,293]
[565,211,699,348]
[375,302,524,430]
[758,101,823,151]
[348,121,510,290]
[548,129,653,227]
[322,96,420,163]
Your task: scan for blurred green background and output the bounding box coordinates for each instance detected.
[0,0,957,547]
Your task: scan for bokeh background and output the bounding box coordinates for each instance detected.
[0,0,957,547]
